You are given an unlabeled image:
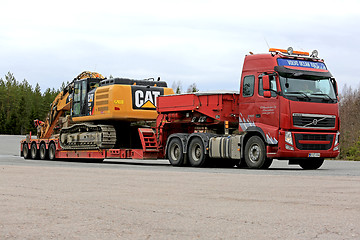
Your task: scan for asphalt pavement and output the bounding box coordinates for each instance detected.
[1,135,360,239]
[5,135,360,177]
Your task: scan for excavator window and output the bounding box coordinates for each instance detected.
[72,79,101,117]
[72,80,86,117]
[90,82,99,89]
[72,83,80,116]
[81,81,87,113]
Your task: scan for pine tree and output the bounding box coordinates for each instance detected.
[0,73,59,135]
[186,83,199,93]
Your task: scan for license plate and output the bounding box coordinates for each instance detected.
[308,153,320,157]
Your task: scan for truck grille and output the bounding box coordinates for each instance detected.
[293,113,336,129]
[294,134,334,151]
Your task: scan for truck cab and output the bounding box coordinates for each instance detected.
[239,48,340,169]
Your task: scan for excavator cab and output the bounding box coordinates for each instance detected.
[71,78,101,117]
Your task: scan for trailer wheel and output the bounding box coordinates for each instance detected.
[23,143,30,159]
[30,143,39,160]
[48,142,56,160]
[299,158,324,170]
[167,138,185,166]
[188,137,207,167]
[244,136,266,169]
[39,143,48,160]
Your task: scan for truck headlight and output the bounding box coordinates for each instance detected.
[334,132,340,151]
[285,131,293,145]
[334,132,340,146]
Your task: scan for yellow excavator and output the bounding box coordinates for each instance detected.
[34,71,174,150]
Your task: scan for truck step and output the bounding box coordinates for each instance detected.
[138,128,158,152]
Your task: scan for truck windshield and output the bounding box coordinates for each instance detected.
[279,76,337,103]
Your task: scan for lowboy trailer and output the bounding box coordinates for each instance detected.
[21,48,340,169]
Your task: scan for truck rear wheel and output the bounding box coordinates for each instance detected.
[23,143,30,159]
[48,142,56,160]
[188,137,207,167]
[30,143,39,160]
[39,143,48,160]
[299,158,324,170]
[167,138,185,166]
[244,136,266,169]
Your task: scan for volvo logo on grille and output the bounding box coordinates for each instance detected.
[293,113,336,129]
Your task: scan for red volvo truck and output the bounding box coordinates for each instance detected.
[158,48,340,169]
[21,48,340,169]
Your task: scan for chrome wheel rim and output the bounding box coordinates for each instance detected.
[170,144,180,161]
[191,143,202,162]
[249,144,260,163]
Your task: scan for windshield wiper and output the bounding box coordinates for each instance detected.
[285,91,311,101]
[310,93,336,102]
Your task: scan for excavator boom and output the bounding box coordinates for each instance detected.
[36,71,105,139]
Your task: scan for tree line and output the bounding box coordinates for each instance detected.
[339,85,360,160]
[0,72,358,160]
[0,72,60,135]
[171,81,199,94]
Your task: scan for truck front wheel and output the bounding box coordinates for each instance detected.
[167,138,185,166]
[299,158,324,170]
[244,136,266,169]
[188,137,207,167]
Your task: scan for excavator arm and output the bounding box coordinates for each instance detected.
[36,84,72,139]
[35,71,105,139]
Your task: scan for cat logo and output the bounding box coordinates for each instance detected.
[132,86,164,110]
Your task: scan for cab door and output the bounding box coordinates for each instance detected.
[238,75,256,133]
[72,80,87,117]
[255,74,280,145]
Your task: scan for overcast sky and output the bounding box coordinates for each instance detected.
[1,0,359,93]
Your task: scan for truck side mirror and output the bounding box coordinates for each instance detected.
[263,75,270,91]
[331,78,338,96]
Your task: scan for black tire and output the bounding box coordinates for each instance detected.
[39,143,48,160]
[23,143,30,159]
[188,137,207,167]
[48,142,56,160]
[299,158,324,170]
[244,136,266,169]
[261,158,273,169]
[167,138,185,166]
[30,143,39,160]
[236,159,248,168]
